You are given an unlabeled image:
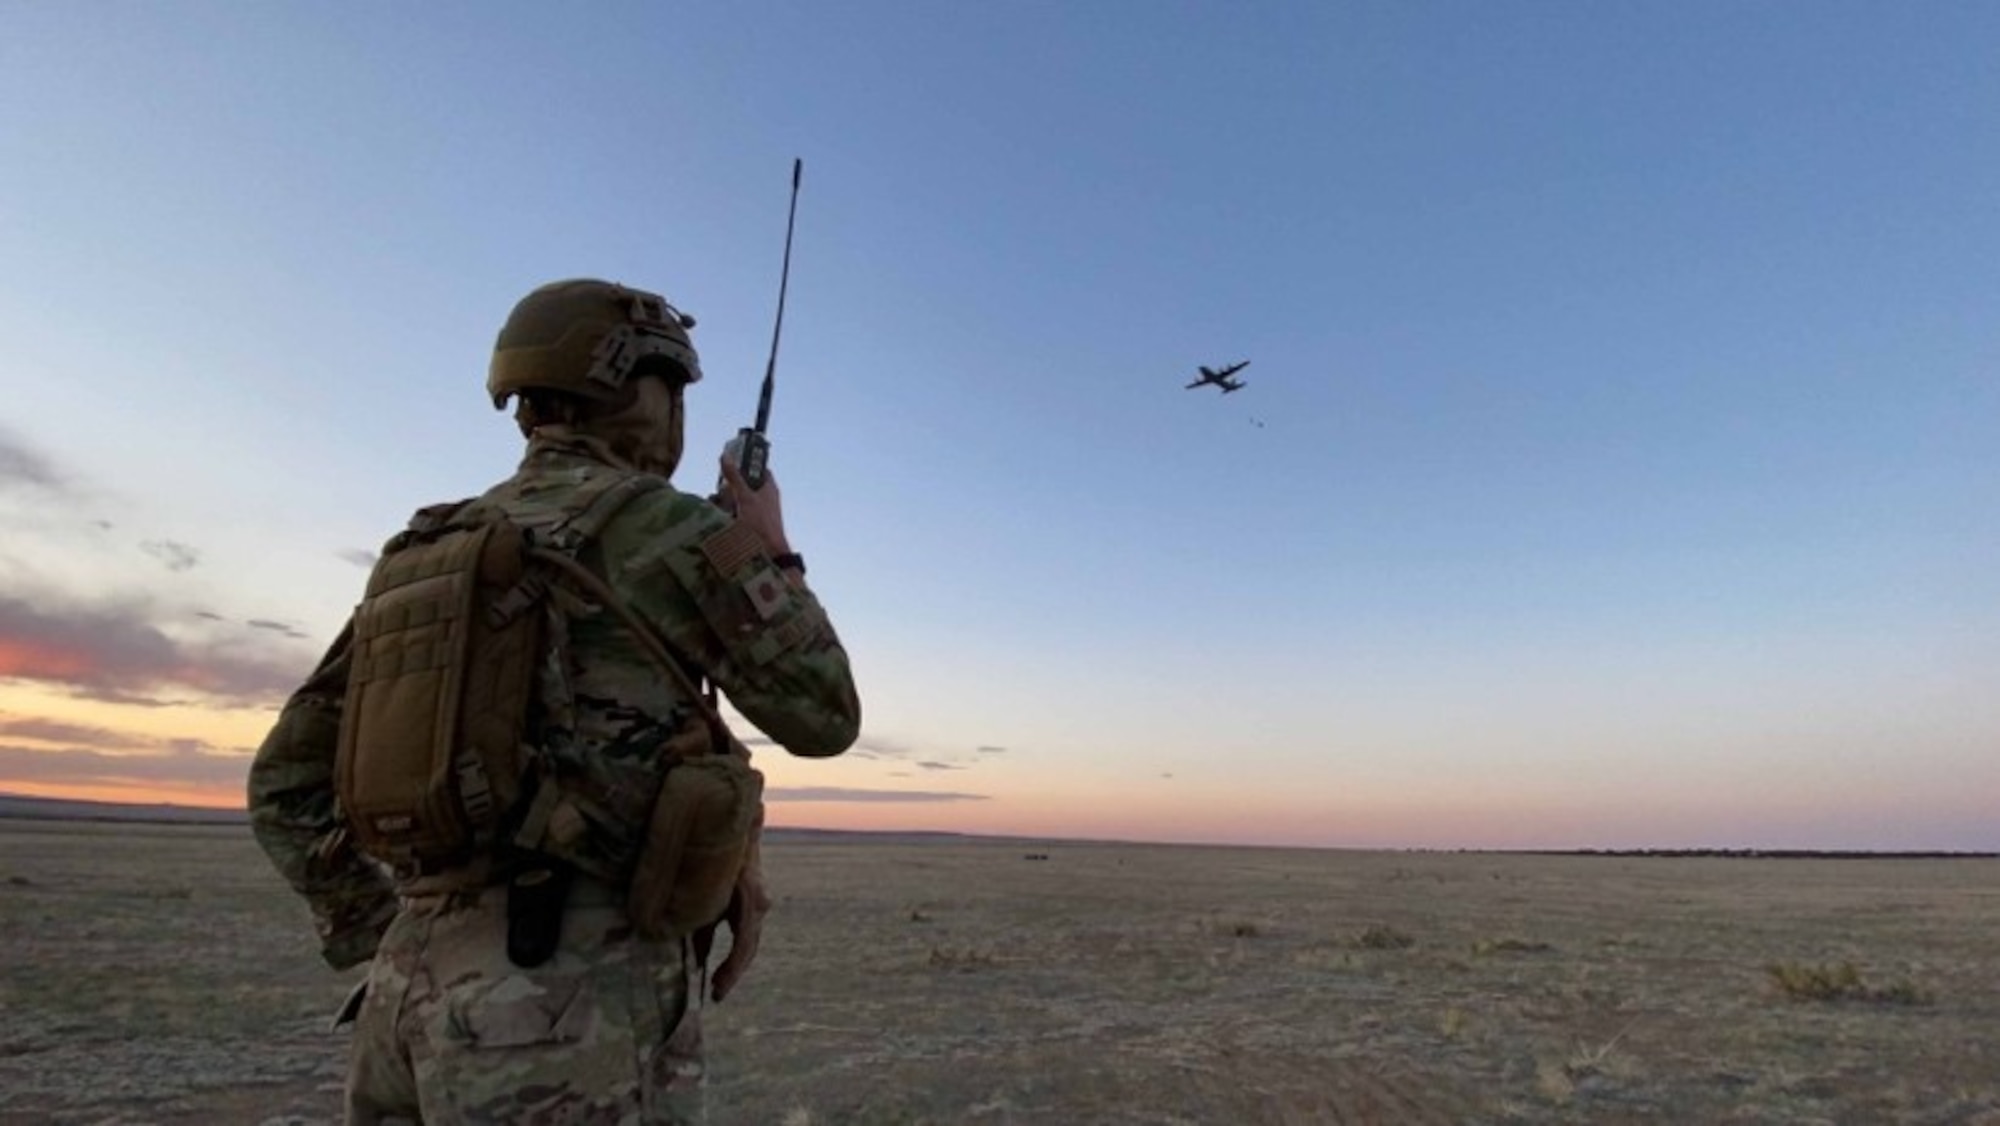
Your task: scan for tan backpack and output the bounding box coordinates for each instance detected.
[333,475,765,935]
[334,502,547,872]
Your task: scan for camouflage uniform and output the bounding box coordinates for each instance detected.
[249,430,860,1124]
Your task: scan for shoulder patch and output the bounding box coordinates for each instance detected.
[744,567,789,621]
[700,521,766,578]
[760,609,823,655]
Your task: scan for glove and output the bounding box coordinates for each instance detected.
[709,860,772,1003]
[318,894,398,970]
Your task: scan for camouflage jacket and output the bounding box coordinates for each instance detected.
[247,432,861,968]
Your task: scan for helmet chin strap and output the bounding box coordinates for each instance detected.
[644,391,685,478]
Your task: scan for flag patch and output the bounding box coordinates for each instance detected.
[700,521,764,577]
[746,569,789,620]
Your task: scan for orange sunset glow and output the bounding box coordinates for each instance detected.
[0,639,98,682]
[0,675,278,811]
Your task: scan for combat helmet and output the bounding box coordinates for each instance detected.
[487,279,703,409]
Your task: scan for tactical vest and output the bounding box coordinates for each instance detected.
[334,473,666,874]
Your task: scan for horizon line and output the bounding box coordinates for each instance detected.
[1,792,1992,859]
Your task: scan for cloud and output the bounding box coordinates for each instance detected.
[0,428,65,493]
[0,717,154,750]
[843,735,1003,765]
[140,540,202,573]
[0,743,253,788]
[766,786,989,803]
[0,713,253,791]
[714,729,1003,771]
[68,687,186,709]
[246,619,311,641]
[848,734,915,760]
[0,594,313,706]
[336,548,378,569]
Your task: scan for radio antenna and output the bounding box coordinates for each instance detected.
[754,158,802,436]
[730,158,801,490]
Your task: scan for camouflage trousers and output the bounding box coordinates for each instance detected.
[344,878,705,1125]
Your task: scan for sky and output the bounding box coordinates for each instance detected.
[1,2,1995,851]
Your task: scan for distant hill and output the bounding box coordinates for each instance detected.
[0,793,248,826]
[0,792,985,845]
[2,793,1988,856]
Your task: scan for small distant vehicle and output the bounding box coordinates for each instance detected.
[1184,360,1249,393]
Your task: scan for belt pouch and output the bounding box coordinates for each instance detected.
[506,860,573,968]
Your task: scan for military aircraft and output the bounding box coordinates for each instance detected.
[1184,360,1249,393]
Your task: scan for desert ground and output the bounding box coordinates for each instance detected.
[1,817,1995,1125]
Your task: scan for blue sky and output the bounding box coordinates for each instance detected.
[1,2,1995,849]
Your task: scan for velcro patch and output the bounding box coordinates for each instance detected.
[745,568,790,621]
[745,601,825,665]
[765,611,821,650]
[699,521,765,577]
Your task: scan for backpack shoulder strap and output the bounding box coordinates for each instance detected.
[541,472,668,557]
[518,472,735,756]
[408,498,476,534]
[486,472,665,628]
[370,498,478,562]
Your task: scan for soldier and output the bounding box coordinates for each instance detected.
[248,279,861,1124]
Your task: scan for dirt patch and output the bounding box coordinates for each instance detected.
[3,820,1997,1123]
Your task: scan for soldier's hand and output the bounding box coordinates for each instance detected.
[710,864,772,1003]
[716,454,792,558]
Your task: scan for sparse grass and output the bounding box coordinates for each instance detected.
[4,820,1996,1126]
[926,944,998,971]
[1533,1024,1641,1106]
[1534,1056,1577,1103]
[1471,936,1553,956]
[1200,916,1267,939]
[1565,1018,1640,1080]
[1288,942,1359,971]
[1765,960,1934,1005]
[1439,1006,1468,1039]
[1356,924,1414,950]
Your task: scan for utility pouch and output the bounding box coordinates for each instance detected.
[628,750,766,940]
[506,860,574,968]
[520,517,769,942]
[336,512,543,872]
